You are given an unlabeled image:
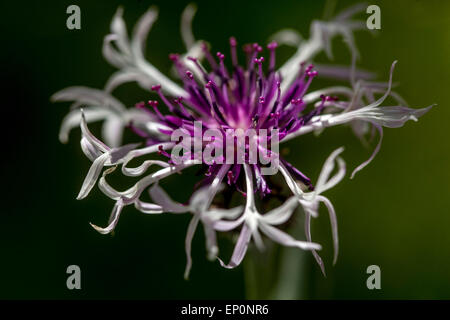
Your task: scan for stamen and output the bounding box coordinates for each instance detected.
[205,81,227,124]
[270,80,282,114]
[152,84,176,113]
[216,52,229,79]
[187,56,210,81]
[186,70,194,80]
[267,41,278,73]
[147,100,164,120]
[229,37,238,66]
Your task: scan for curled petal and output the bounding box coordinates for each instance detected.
[134,199,163,214]
[102,34,127,68]
[269,29,302,47]
[303,86,353,104]
[59,107,110,144]
[109,143,141,164]
[360,105,434,128]
[149,183,188,213]
[350,124,382,179]
[131,6,158,59]
[80,137,102,162]
[90,198,124,235]
[213,214,245,232]
[77,153,109,200]
[316,147,345,194]
[51,86,125,114]
[204,224,218,260]
[218,224,252,269]
[110,7,131,56]
[314,64,375,82]
[105,68,154,93]
[260,196,299,225]
[305,211,326,276]
[102,116,124,148]
[259,223,321,251]
[316,195,339,265]
[121,143,173,177]
[184,214,200,279]
[80,110,110,153]
[203,206,243,222]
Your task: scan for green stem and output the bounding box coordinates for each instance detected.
[244,220,308,300]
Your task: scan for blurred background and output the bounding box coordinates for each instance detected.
[1,0,449,299]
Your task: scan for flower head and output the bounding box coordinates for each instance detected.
[52,3,432,278]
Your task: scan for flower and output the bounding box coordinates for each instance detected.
[52,3,432,278]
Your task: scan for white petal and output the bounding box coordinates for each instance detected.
[203,206,243,222]
[59,107,110,144]
[148,183,188,213]
[104,69,153,93]
[316,195,339,265]
[109,143,141,164]
[304,211,326,276]
[184,214,200,279]
[80,137,102,162]
[102,34,127,68]
[102,116,124,148]
[77,153,109,200]
[110,7,131,56]
[80,110,110,153]
[51,86,125,113]
[134,199,163,214]
[260,196,299,225]
[269,29,302,47]
[131,6,158,59]
[218,224,252,269]
[350,124,382,179]
[316,147,345,194]
[259,223,321,251]
[180,3,197,49]
[213,214,245,232]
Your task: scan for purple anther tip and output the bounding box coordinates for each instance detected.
[229,37,237,47]
[169,53,180,61]
[186,70,194,80]
[267,41,278,50]
[200,42,209,50]
[252,43,263,52]
[151,84,161,91]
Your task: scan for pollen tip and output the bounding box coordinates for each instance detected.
[267,41,278,50]
[229,36,237,47]
[185,70,194,80]
[307,70,318,77]
[216,52,225,60]
[151,84,161,91]
[169,53,180,61]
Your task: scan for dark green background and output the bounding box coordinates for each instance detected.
[1,0,448,299]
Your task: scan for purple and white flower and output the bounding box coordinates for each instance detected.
[52,3,432,278]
